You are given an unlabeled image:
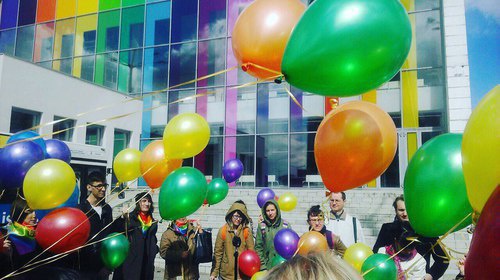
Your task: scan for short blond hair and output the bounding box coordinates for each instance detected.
[264,252,362,280]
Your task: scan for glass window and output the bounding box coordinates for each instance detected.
[171,0,197,43]
[143,46,169,92]
[197,39,226,87]
[145,1,170,46]
[290,89,324,132]
[34,22,55,62]
[86,124,105,146]
[75,14,97,56]
[120,6,145,50]
[37,61,52,69]
[168,89,196,120]
[225,136,255,181]
[197,87,225,136]
[195,136,223,177]
[114,129,131,156]
[18,0,37,26]
[118,49,143,94]
[0,29,16,55]
[10,107,41,133]
[145,93,169,138]
[227,0,252,37]
[56,0,76,20]
[225,86,256,135]
[256,134,288,187]
[96,10,120,52]
[53,58,73,74]
[226,38,256,86]
[37,0,56,23]
[169,42,196,88]
[123,0,145,7]
[257,83,289,134]
[54,18,75,59]
[73,55,95,82]
[77,0,98,15]
[414,0,440,12]
[416,68,446,127]
[0,0,19,29]
[53,116,75,141]
[198,0,226,39]
[290,133,317,187]
[95,52,118,90]
[15,25,35,61]
[414,11,443,68]
[378,78,402,128]
[99,0,120,11]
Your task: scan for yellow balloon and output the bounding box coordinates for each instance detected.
[251,271,267,280]
[278,192,298,212]
[462,86,500,213]
[113,148,142,182]
[24,159,76,210]
[163,113,210,159]
[343,242,374,272]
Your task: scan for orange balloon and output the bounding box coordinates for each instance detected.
[232,0,306,79]
[297,231,329,256]
[140,140,182,189]
[314,101,397,192]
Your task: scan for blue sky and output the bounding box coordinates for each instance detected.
[465,0,500,107]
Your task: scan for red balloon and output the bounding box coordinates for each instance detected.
[238,249,261,277]
[36,207,90,254]
[465,186,500,278]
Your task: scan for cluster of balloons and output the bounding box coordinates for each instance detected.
[0,131,76,210]
[233,0,411,97]
[342,242,397,279]
[273,228,330,261]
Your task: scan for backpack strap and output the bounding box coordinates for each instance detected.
[243,228,249,240]
[260,222,267,243]
[352,217,358,243]
[221,224,227,240]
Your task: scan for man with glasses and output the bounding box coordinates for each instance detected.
[307,205,347,256]
[77,171,113,279]
[325,192,365,247]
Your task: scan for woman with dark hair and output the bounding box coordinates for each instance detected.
[112,192,158,280]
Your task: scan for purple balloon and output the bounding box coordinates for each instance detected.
[274,228,300,260]
[45,139,72,163]
[8,131,48,157]
[257,188,276,208]
[222,158,244,183]
[0,141,44,190]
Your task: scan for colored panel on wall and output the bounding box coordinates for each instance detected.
[99,0,120,11]
[56,0,76,19]
[1,0,19,29]
[407,132,418,162]
[15,25,35,61]
[37,0,56,22]
[73,55,95,81]
[123,0,144,7]
[95,52,118,90]
[197,38,226,87]
[0,30,16,55]
[145,1,170,46]
[198,0,226,40]
[169,42,196,88]
[34,22,55,62]
[19,0,37,26]
[77,0,98,15]
[53,18,75,59]
[143,46,169,92]
[171,0,197,43]
[117,49,143,94]
[96,10,120,52]
[120,5,145,50]
[362,90,377,103]
[74,15,97,56]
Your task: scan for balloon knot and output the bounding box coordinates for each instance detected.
[241,64,249,72]
[274,76,283,84]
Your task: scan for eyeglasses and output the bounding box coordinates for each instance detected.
[90,183,108,189]
[309,218,324,223]
[232,214,243,220]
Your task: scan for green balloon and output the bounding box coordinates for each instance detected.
[206,178,229,205]
[101,233,129,270]
[404,134,473,237]
[361,253,397,280]
[270,254,286,269]
[281,0,412,96]
[159,167,208,220]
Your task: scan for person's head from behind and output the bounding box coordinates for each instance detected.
[265,252,362,280]
[86,171,107,200]
[392,195,408,222]
[134,192,154,215]
[329,192,346,213]
[10,196,37,227]
[307,205,325,232]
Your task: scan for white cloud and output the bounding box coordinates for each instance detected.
[467,0,500,22]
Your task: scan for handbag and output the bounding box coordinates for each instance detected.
[194,228,212,263]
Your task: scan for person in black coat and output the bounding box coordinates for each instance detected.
[76,171,113,279]
[373,195,449,280]
[112,192,158,280]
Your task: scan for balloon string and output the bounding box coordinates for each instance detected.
[283,85,307,113]
[241,62,283,76]
[361,239,417,277]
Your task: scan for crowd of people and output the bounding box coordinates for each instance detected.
[0,171,465,280]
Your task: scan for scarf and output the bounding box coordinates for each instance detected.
[385,245,418,280]
[7,222,36,255]
[175,220,188,236]
[138,212,152,236]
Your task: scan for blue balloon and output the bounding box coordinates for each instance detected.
[35,184,80,220]
[7,131,48,157]
[0,141,44,190]
[45,139,72,163]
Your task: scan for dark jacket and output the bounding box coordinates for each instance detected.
[112,211,159,280]
[373,220,449,279]
[160,222,199,279]
[76,199,113,274]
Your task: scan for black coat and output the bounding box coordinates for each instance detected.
[76,200,113,274]
[373,220,449,279]
[112,211,159,280]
